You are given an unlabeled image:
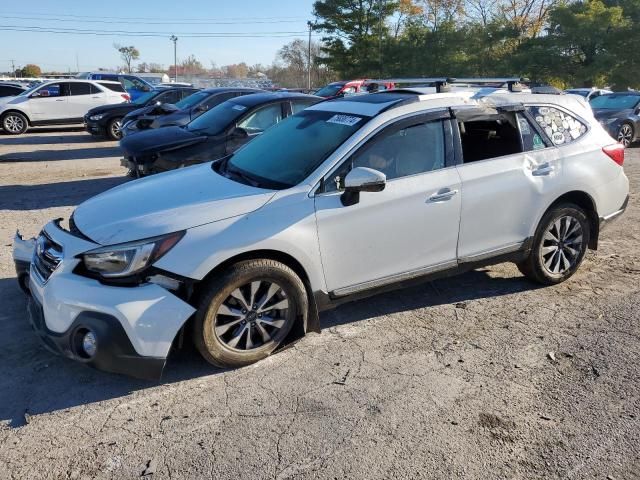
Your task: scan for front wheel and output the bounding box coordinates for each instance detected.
[2,112,28,135]
[194,259,307,368]
[517,204,590,285]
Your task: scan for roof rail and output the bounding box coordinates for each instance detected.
[366,77,530,93]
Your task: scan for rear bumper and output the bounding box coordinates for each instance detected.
[599,194,629,229]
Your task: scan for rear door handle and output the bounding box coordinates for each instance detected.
[429,188,458,202]
[532,162,555,176]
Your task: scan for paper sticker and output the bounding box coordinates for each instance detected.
[533,134,545,150]
[518,118,531,134]
[232,104,247,111]
[539,107,549,115]
[327,114,362,127]
[552,132,565,144]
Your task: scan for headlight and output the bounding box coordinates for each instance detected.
[82,231,184,278]
[89,114,105,121]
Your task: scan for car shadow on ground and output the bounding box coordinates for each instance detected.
[0,146,121,162]
[0,268,539,428]
[0,176,130,210]
[0,132,107,146]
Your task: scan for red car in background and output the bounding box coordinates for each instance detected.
[314,79,394,99]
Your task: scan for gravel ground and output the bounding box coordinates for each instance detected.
[0,129,638,480]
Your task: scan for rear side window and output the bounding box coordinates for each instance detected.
[98,82,125,92]
[516,113,548,151]
[458,112,522,162]
[70,83,92,96]
[527,106,587,146]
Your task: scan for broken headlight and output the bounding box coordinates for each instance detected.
[82,231,184,278]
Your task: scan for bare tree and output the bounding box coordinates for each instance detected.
[114,44,140,73]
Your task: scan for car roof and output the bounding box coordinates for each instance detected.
[308,88,592,118]
[229,91,322,107]
[199,87,262,94]
[598,92,640,97]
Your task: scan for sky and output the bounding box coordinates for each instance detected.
[1,0,318,73]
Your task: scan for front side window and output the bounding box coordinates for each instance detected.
[527,105,587,145]
[326,119,446,192]
[176,91,209,109]
[224,110,369,188]
[237,103,283,134]
[121,76,148,90]
[291,100,317,114]
[35,83,63,97]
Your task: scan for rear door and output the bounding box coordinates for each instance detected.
[28,83,68,121]
[67,82,104,118]
[453,107,559,261]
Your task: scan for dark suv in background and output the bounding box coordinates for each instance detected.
[85,87,198,140]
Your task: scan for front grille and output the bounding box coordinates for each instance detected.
[32,232,63,283]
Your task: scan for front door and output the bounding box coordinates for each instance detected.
[314,114,462,294]
[28,83,68,122]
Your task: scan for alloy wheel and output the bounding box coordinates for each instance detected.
[110,120,122,139]
[4,115,25,133]
[214,280,289,351]
[540,215,583,275]
[617,124,633,147]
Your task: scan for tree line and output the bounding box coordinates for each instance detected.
[311,0,640,89]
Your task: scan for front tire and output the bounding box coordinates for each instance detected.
[194,259,307,368]
[517,203,590,285]
[107,117,123,140]
[2,112,28,135]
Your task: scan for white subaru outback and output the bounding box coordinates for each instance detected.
[13,85,629,379]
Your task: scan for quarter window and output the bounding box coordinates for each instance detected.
[527,106,587,145]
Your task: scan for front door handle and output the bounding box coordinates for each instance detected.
[55,99,64,102]
[429,188,458,202]
[532,162,555,176]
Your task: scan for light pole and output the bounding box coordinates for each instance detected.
[170,35,178,83]
[307,21,313,91]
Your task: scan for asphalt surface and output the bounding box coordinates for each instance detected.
[0,129,638,479]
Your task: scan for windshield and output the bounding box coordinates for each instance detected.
[18,83,42,97]
[223,110,369,188]
[134,90,159,105]
[176,91,210,109]
[590,94,640,110]
[187,100,249,135]
[314,84,344,97]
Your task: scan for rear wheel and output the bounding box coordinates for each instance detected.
[517,204,590,285]
[617,123,634,147]
[2,112,28,135]
[194,259,307,368]
[107,117,123,140]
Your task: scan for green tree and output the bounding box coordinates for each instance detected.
[16,64,42,77]
[114,44,140,73]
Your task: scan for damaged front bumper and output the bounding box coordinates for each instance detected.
[12,222,196,380]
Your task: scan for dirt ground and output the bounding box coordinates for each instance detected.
[0,128,638,480]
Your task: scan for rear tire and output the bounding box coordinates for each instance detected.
[194,259,307,368]
[2,112,28,135]
[517,203,590,285]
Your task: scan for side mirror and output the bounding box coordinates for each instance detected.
[30,91,43,98]
[341,167,386,206]
[196,104,208,112]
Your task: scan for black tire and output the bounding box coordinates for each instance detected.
[517,203,590,285]
[2,111,28,135]
[106,117,123,140]
[194,259,307,368]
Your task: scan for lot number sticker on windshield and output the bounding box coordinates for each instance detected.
[327,114,362,127]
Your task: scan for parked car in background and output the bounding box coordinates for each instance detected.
[314,79,394,99]
[13,87,628,379]
[120,91,321,175]
[120,87,262,137]
[0,83,27,98]
[0,80,128,135]
[75,72,154,101]
[85,86,199,140]
[565,88,612,101]
[590,92,640,147]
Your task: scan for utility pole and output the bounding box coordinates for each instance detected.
[10,59,15,78]
[307,22,313,91]
[378,0,384,77]
[76,53,79,73]
[170,35,178,82]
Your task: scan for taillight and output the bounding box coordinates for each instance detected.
[121,93,131,102]
[602,143,625,166]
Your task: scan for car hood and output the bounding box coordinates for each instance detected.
[73,163,276,245]
[87,103,136,116]
[152,110,191,128]
[592,108,633,120]
[119,125,207,156]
